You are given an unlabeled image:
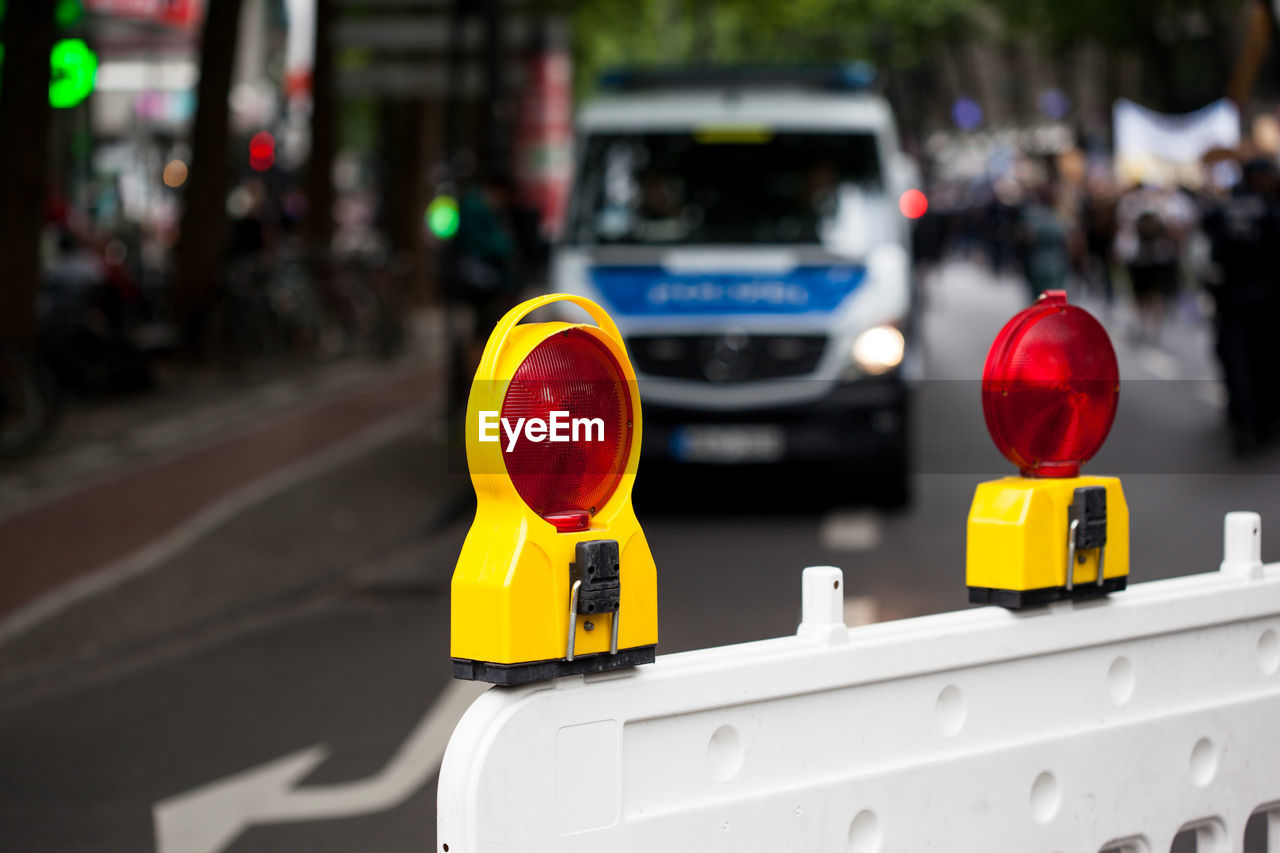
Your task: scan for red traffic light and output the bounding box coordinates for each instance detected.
[501,329,634,519]
[982,290,1118,478]
[249,131,276,171]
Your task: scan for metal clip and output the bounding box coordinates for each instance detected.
[566,579,582,661]
[565,581,619,659]
[1066,518,1079,592]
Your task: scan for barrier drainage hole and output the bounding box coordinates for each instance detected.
[442,845,449,852]
[847,810,881,853]
[1030,772,1060,824]
[1190,737,1219,787]
[935,684,965,737]
[1259,629,1280,676]
[834,580,840,589]
[1107,656,1134,706]
[707,724,744,781]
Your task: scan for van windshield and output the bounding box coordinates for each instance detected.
[568,131,883,246]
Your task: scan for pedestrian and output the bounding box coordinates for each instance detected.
[1114,183,1193,342]
[453,169,524,370]
[984,177,1023,278]
[1016,183,1070,303]
[1203,158,1280,453]
[1081,174,1119,306]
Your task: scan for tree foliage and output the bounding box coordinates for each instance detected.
[568,0,978,97]
[566,0,1249,105]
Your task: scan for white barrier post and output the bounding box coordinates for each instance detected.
[1222,511,1263,579]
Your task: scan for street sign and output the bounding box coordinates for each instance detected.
[84,0,201,28]
[439,519,1280,851]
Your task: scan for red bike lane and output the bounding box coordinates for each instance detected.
[0,367,440,620]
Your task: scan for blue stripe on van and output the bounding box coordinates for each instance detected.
[590,265,866,317]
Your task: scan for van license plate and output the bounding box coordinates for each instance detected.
[670,425,785,464]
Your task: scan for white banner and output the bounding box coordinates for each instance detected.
[1113,98,1240,187]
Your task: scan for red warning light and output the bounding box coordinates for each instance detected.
[248,131,276,171]
[899,188,928,219]
[500,328,633,520]
[982,290,1119,478]
[543,510,591,533]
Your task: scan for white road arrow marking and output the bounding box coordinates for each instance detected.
[153,679,488,853]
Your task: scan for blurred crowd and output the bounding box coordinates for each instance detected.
[913,152,1280,455]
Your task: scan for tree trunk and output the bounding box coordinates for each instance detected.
[173,0,245,355]
[690,0,715,63]
[1225,1,1271,108]
[479,0,505,166]
[382,101,429,254]
[0,2,55,350]
[307,0,336,250]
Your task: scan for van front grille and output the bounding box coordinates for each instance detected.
[628,334,826,382]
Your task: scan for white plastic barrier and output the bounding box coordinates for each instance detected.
[438,513,1280,852]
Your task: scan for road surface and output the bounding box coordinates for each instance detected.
[2,263,1277,852]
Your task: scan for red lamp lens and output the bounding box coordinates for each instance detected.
[899,188,928,219]
[982,291,1118,478]
[501,329,633,519]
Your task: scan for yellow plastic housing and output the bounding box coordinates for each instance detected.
[966,475,1129,601]
[451,294,658,666]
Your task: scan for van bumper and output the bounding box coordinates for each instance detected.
[640,376,908,465]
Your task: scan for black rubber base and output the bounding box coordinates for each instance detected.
[452,645,657,686]
[969,576,1127,610]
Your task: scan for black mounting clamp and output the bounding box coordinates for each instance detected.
[1066,486,1107,591]
[566,539,621,661]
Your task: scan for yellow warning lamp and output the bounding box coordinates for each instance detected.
[451,294,657,684]
[966,290,1129,608]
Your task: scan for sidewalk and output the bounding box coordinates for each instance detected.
[0,310,471,689]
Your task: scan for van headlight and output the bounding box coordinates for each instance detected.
[851,325,905,375]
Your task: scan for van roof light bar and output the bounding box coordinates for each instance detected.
[598,63,878,94]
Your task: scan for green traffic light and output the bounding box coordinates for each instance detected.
[55,0,85,28]
[427,195,460,240]
[49,38,97,109]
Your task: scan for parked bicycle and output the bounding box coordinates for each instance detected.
[210,247,408,369]
[0,347,62,459]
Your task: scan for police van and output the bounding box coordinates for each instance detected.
[553,67,921,505]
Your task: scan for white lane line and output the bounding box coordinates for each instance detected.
[0,361,436,525]
[153,678,489,853]
[1135,346,1180,380]
[843,595,880,627]
[819,510,882,553]
[0,409,428,648]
